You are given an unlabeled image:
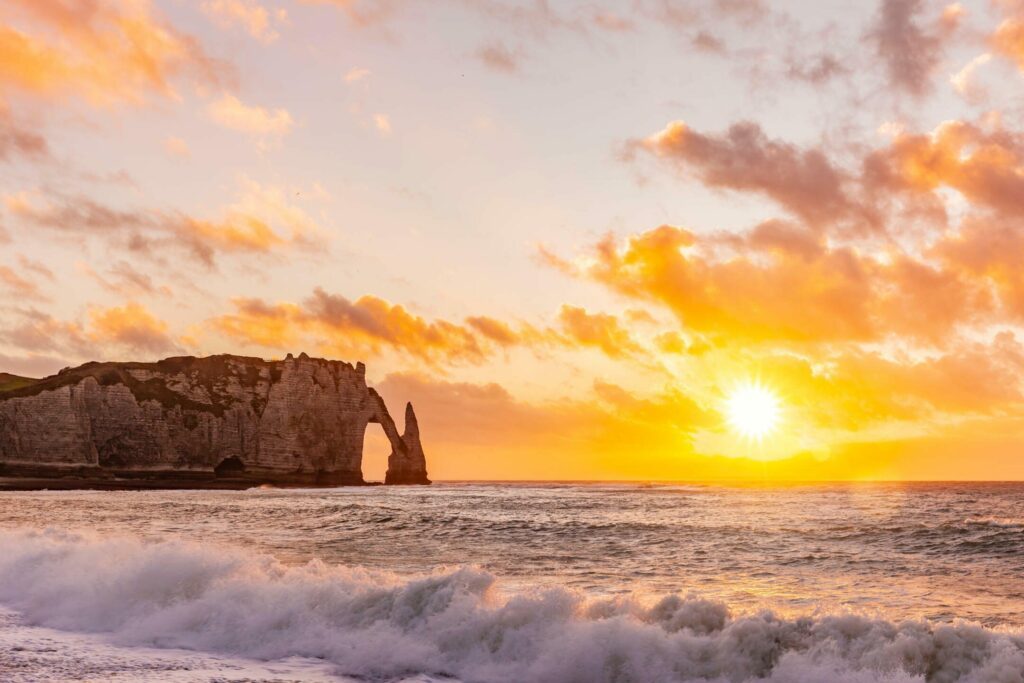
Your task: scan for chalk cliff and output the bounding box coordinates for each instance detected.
[0,354,430,488]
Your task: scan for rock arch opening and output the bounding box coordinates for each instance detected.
[360,423,391,483]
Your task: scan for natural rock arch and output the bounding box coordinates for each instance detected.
[365,390,430,485]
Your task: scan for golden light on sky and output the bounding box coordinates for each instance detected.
[5,0,1024,480]
[725,383,781,441]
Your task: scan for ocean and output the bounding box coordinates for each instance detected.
[0,482,1022,682]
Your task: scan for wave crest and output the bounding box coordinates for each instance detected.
[0,528,1021,683]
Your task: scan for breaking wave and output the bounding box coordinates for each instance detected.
[0,528,1022,683]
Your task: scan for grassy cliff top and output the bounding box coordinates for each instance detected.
[0,354,365,414]
[0,373,38,393]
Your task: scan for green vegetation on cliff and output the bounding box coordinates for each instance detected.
[0,373,37,393]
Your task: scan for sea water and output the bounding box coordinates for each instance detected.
[0,482,1022,682]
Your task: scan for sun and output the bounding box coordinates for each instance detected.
[725,382,781,440]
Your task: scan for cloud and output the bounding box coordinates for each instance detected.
[80,260,172,298]
[547,223,986,345]
[476,42,520,72]
[830,335,1024,418]
[592,12,634,32]
[201,0,287,43]
[298,0,397,27]
[308,289,487,361]
[785,52,849,84]
[632,114,1024,244]
[0,106,47,161]
[465,316,522,346]
[0,0,230,105]
[213,290,483,365]
[0,265,47,301]
[633,121,865,229]
[0,302,178,361]
[867,0,955,97]
[343,67,371,83]
[0,308,93,357]
[373,113,392,135]
[16,255,54,283]
[5,190,154,237]
[934,214,1024,319]
[208,94,293,137]
[87,302,178,354]
[557,305,643,359]
[654,331,688,354]
[691,31,726,53]
[3,178,325,268]
[950,53,991,101]
[864,119,1024,218]
[164,137,190,159]
[210,287,656,367]
[992,15,1024,70]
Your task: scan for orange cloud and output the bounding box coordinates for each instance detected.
[557,305,643,358]
[208,94,293,137]
[0,0,229,105]
[87,302,177,354]
[201,0,286,43]
[212,291,484,365]
[210,298,304,350]
[992,16,1024,70]
[343,67,370,83]
[373,113,391,135]
[1,308,92,357]
[552,224,986,345]
[0,264,46,300]
[935,214,1024,318]
[163,137,189,158]
[3,179,324,267]
[865,120,1024,217]
[611,114,1024,348]
[307,289,485,362]
[211,288,652,367]
[299,0,397,27]
[184,215,285,255]
[0,302,178,361]
[465,316,522,346]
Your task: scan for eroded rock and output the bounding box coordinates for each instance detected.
[0,354,430,488]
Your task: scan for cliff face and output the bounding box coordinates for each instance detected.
[0,354,430,487]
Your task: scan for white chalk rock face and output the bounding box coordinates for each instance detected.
[0,354,430,487]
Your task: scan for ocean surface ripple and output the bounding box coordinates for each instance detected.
[0,482,1022,682]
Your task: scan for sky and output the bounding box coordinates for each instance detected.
[3,0,1024,480]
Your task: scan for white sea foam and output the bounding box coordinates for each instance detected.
[0,528,1021,683]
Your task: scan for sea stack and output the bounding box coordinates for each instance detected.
[385,403,431,484]
[0,354,430,488]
